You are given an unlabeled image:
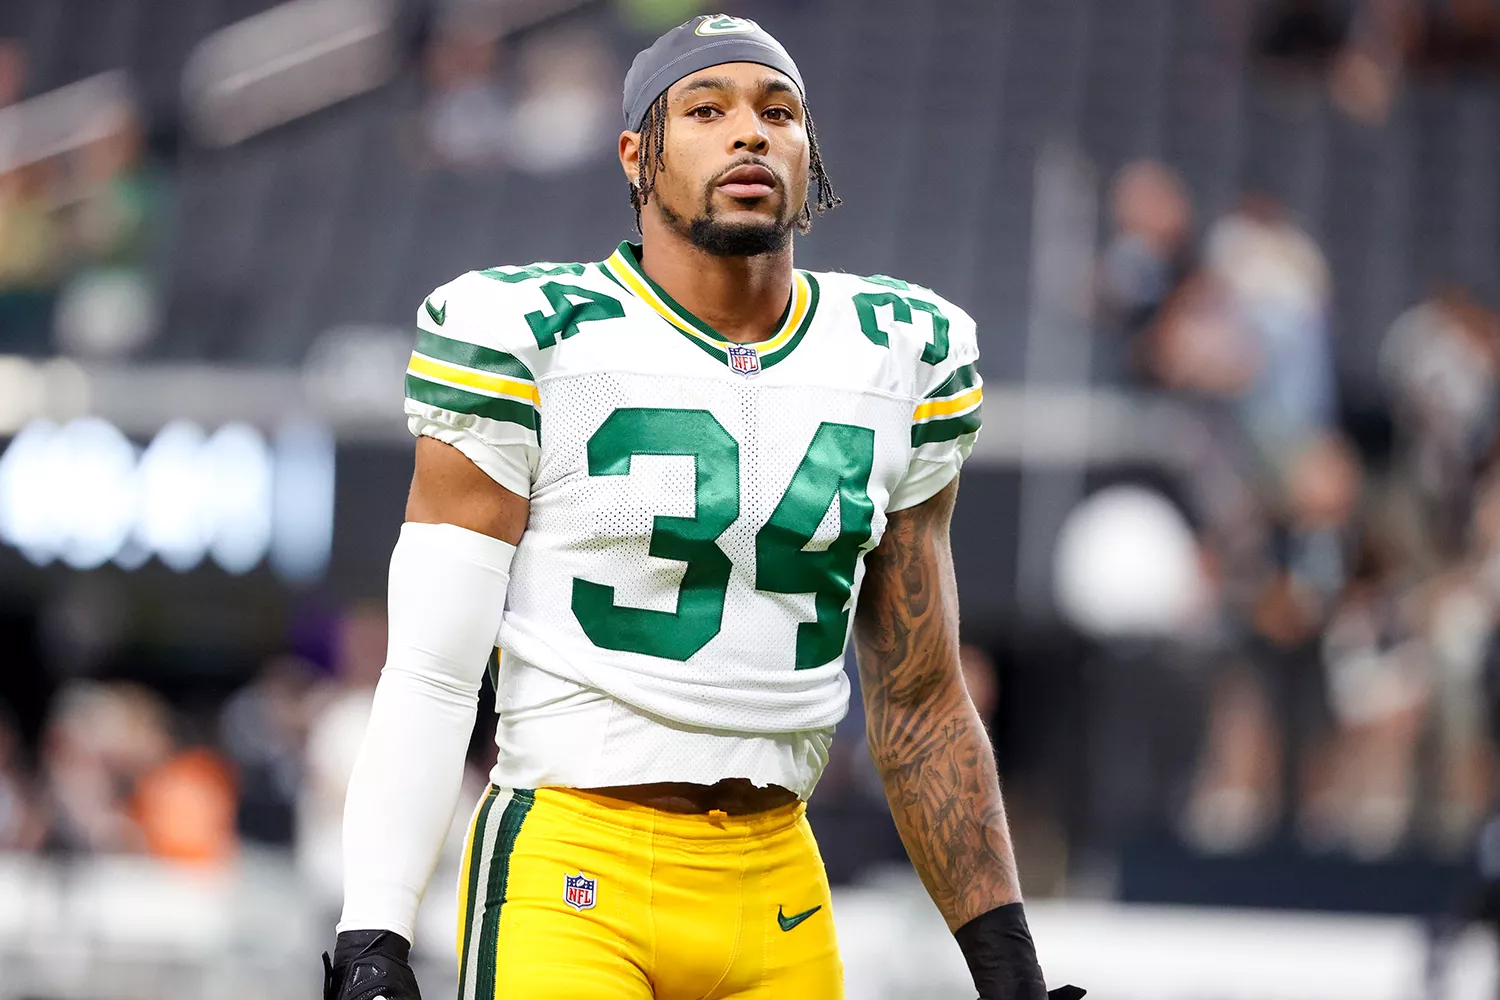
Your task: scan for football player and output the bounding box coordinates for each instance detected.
[323,13,1082,1000]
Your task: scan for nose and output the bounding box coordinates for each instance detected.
[728,109,770,155]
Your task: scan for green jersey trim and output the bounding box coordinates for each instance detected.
[602,241,819,370]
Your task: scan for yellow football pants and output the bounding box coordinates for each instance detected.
[454,786,843,999]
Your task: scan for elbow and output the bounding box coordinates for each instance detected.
[377,657,482,706]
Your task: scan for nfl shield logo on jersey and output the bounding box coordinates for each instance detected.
[726,344,761,377]
[563,872,597,911]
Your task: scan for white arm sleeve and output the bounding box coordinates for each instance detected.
[336,521,515,942]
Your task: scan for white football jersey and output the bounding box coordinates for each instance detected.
[404,242,982,797]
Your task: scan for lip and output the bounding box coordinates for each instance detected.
[717,164,778,199]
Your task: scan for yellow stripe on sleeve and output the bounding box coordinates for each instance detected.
[407,353,540,405]
[913,386,983,422]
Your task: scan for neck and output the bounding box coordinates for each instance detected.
[637,214,794,344]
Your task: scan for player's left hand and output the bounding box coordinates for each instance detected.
[322,930,422,1000]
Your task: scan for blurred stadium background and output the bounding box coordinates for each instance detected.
[2,0,1500,996]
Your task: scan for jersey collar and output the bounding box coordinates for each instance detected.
[600,241,819,370]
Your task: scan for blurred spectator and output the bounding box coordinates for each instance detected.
[1096,161,1196,385]
[1149,279,1257,404]
[0,38,26,106]
[422,25,511,171]
[1311,545,1427,860]
[1330,0,1422,122]
[1418,533,1497,856]
[52,106,162,358]
[1204,195,1337,476]
[36,677,237,864]
[0,701,44,850]
[1183,434,1365,854]
[1417,0,1500,76]
[1381,286,1500,561]
[297,603,387,912]
[961,643,999,723]
[0,160,65,354]
[40,682,171,853]
[1282,433,1364,608]
[1255,0,1350,70]
[221,655,318,845]
[133,745,238,865]
[505,27,616,174]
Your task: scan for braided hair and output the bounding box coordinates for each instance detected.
[629,92,841,234]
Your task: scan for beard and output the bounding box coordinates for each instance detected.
[687,214,791,257]
[657,167,797,257]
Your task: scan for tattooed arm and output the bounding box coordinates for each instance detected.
[852,478,1021,930]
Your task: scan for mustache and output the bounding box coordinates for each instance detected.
[708,157,785,191]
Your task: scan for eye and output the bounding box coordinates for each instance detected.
[689,105,722,120]
[763,106,794,122]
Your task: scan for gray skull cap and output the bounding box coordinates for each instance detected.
[622,14,805,132]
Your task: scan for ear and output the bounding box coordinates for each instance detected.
[619,131,641,187]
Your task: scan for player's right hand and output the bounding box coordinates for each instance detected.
[322,930,422,1000]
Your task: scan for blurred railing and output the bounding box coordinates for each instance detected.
[0,355,1207,466]
[0,851,1487,1000]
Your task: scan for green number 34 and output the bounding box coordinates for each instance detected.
[572,409,876,668]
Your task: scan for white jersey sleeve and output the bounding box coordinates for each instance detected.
[404,270,545,497]
[887,288,983,511]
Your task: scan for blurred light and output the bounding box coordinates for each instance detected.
[182,0,397,147]
[136,420,211,572]
[0,420,61,565]
[54,269,161,359]
[0,72,135,174]
[301,325,410,420]
[206,423,274,574]
[1052,484,1204,639]
[271,420,335,584]
[0,418,334,579]
[52,418,138,570]
[0,358,42,434]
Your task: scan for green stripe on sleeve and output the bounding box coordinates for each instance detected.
[474,789,535,1000]
[925,362,981,400]
[457,787,499,1000]
[415,329,535,381]
[406,376,539,432]
[912,408,982,446]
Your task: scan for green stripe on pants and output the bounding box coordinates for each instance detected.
[475,788,535,1000]
[458,787,501,1000]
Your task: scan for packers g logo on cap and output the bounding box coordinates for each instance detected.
[695,14,758,36]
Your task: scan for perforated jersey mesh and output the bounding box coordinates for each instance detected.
[497,369,914,735]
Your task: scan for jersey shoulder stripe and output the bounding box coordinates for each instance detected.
[404,267,572,440]
[414,328,536,381]
[807,270,983,439]
[912,391,981,445]
[406,327,540,432]
[912,361,982,446]
[925,361,980,400]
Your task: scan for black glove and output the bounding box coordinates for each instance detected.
[978,984,1086,1000]
[956,903,1085,1000]
[322,930,422,1000]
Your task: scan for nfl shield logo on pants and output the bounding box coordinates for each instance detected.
[726,344,761,377]
[563,872,597,911]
